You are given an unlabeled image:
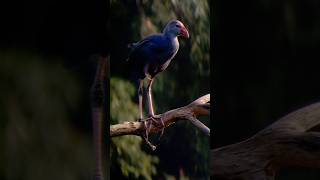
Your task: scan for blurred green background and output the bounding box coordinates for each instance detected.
[213,0,320,179]
[109,0,210,179]
[0,51,95,180]
[0,0,107,179]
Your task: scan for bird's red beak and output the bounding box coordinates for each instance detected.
[180,27,189,38]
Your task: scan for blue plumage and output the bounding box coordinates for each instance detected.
[126,20,189,149]
[127,34,179,80]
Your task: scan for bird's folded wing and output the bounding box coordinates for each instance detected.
[126,35,167,62]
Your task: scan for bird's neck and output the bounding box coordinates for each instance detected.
[164,32,178,40]
[164,33,179,48]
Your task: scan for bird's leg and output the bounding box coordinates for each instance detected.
[138,79,149,140]
[138,79,144,121]
[146,78,165,140]
[146,78,155,117]
[146,78,156,125]
[137,79,157,150]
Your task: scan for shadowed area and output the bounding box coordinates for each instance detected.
[0,0,107,179]
[213,0,320,179]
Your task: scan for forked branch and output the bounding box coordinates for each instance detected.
[110,94,210,137]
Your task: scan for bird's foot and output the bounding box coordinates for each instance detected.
[138,118,150,142]
[138,117,157,150]
[148,115,165,142]
[148,115,162,126]
[142,134,156,151]
[138,115,165,150]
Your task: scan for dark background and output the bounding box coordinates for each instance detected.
[1,0,108,58]
[212,0,320,179]
[0,0,107,179]
[1,0,210,179]
[0,0,108,140]
[1,0,320,179]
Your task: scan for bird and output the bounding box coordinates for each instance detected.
[126,20,189,148]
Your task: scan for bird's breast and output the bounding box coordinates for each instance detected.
[147,38,179,77]
[162,37,179,61]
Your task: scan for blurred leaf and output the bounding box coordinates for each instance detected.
[110,78,159,180]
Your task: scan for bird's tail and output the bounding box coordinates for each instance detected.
[127,42,138,49]
[126,42,138,62]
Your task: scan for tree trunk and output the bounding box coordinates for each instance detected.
[211,102,320,179]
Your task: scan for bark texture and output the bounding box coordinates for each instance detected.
[91,56,108,180]
[110,94,210,137]
[211,102,320,180]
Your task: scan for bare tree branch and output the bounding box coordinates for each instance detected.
[91,56,108,180]
[211,102,320,180]
[110,94,210,137]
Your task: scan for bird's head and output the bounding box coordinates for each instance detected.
[163,20,189,39]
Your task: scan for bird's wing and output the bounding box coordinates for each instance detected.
[126,39,149,61]
[126,35,167,62]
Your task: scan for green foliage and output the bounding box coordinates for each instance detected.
[110,78,138,124]
[110,0,210,179]
[110,78,159,180]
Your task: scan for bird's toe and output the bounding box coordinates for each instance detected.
[149,115,164,128]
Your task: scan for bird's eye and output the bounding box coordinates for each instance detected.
[175,24,181,28]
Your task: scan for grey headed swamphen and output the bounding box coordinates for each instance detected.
[127,20,189,149]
